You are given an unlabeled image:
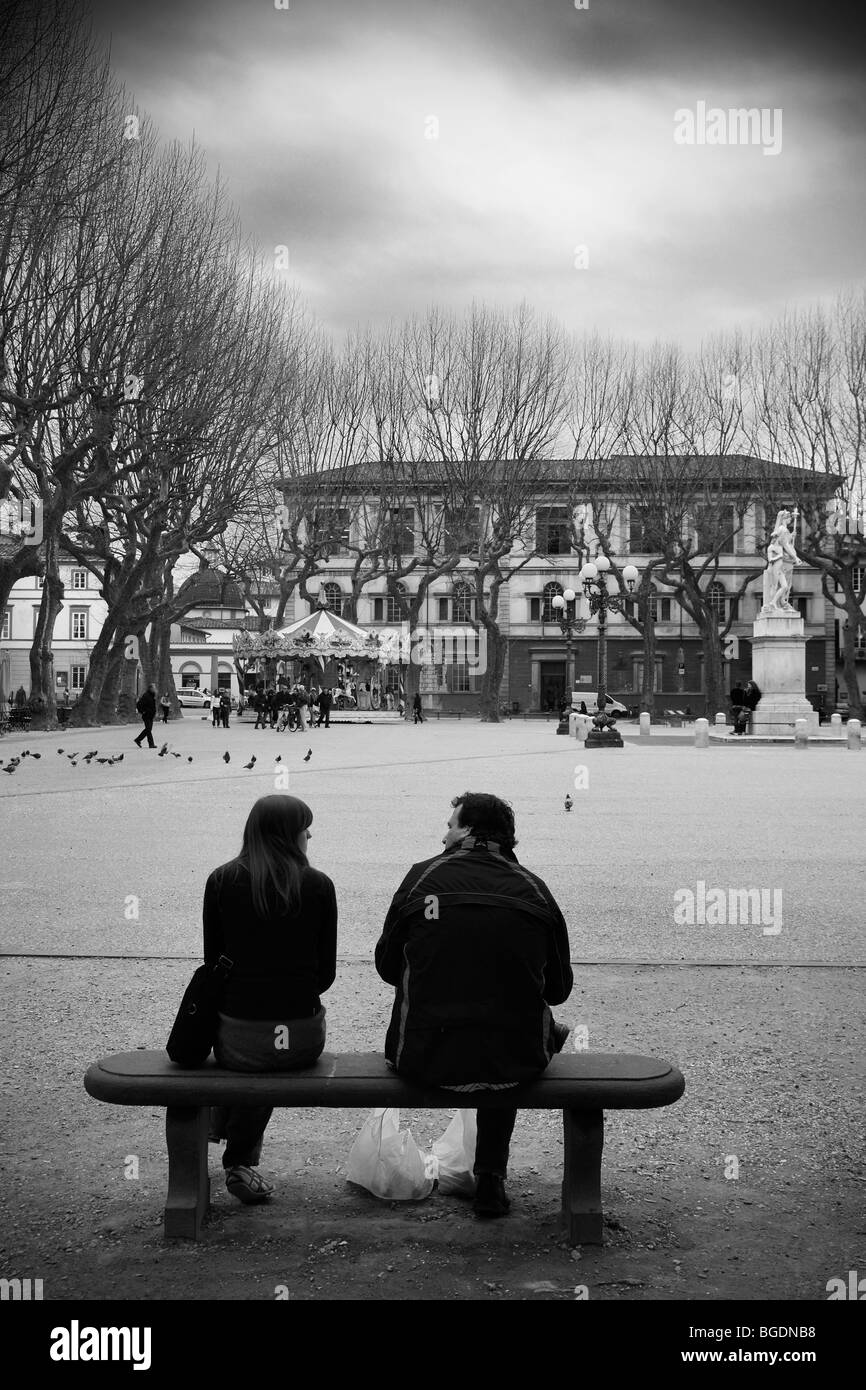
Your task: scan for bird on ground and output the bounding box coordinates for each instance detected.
[66,752,78,760]
[564,794,573,812]
[274,755,281,762]
[187,756,193,763]
[31,752,41,759]
[114,753,123,762]
[96,757,110,764]
[82,751,98,763]
[243,758,256,770]
[158,743,168,756]
[303,749,312,761]
[223,751,230,763]
[21,750,30,757]
[3,765,16,775]
[170,751,182,759]
[57,749,64,754]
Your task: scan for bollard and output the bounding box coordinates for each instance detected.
[847,718,861,750]
[830,713,842,733]
[714,712,727,726]
[639,711,651,738]
[694,717,709,748]
[794,718,808,748]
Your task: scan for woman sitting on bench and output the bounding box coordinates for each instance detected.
[205,794,338,1205]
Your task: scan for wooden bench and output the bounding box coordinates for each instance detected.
[84,1050,685,1245]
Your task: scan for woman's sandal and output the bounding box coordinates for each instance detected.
[225,1166,275,1204]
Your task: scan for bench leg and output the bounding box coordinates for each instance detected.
[561,1107,604,1245]
[165,1106,210,1240]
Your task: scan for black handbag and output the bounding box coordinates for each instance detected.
[166,954,234,1067]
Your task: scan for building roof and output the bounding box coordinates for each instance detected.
[176,565,245,611]
[277,455,842,494]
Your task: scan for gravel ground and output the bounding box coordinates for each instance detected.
[0,717,863,1301]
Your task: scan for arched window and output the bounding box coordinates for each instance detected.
[452,581,473,623]
[542,581,564,623]
[708,582,726,623]
[321,582,343,617]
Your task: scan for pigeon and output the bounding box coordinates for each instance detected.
[187,756,193,763]
[57,748,64,754]
[2,765,15,774]
[303,749,312,761]
[170,751,182,759]
[223,751,230,764]
[158,743,169,756]
[96,757,110,764]
[243,758,256,770]
[31,752,41,759]
[114,753,123,762]
[21,750,30,757]
[564,794,573,812]
[274,755,281,762]
[82,751,98,763]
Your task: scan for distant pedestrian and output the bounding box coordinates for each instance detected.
[159,692,171,724]
[295,686,309,732]
[134,683,157,748]
[253,690,268,730]
[385,690,393,711]
[220,691,231,729]
[413,692,424,724]
[212,694,221,727]
[316,687,332,728]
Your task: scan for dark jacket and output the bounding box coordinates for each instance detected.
[203,859,337,1019]
[375,839,573,1087]
[318,689,332,710]
[136,690,156,719]
[743,682,762,711]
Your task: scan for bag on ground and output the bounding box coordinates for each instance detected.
[431,1110,477,1196]
[345,1107,435,1200]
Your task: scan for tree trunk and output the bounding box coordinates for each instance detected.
[840,618,865,721]
[68,617,119,726]
[699,620,725,718]
[478,625,507,721]
[29,540,63,717]
[96,638,127,723]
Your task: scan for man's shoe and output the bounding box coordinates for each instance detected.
[225,1166,274,1204]
[473,1172,510,1219]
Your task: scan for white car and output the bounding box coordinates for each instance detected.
[177,689,211,708]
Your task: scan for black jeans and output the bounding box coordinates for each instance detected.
[134,715,155,748]
[316,710,330,727]
[474,1107,517,1178]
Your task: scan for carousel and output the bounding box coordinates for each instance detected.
[233,607,399,711]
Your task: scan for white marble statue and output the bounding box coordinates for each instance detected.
[761,509,800,613]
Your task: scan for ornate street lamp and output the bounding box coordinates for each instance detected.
[550,587,587,734]
[578,556,640,702]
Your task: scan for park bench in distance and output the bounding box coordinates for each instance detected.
[84,1050,685,1244]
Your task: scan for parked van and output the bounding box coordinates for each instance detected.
[571,691,630,718]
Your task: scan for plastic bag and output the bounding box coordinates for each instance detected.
[345,1108,436,1201]
[431,1109,477,1196]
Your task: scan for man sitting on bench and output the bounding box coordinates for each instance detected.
[375,792,573,1220]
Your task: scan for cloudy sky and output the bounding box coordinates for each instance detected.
[89,0,865,348]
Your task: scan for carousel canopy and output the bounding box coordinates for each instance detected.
[233,607,389,663]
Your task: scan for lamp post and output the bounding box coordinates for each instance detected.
[578,556,640,702]
[550,588,587,734]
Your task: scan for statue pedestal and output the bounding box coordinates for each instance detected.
[750,612,818,736]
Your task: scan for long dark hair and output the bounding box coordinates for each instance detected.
[237,795,313,917]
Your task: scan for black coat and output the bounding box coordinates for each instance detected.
[743,683,762,711]
[375,841,573,1086]
[136,690,156,719]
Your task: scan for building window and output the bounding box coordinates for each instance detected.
[792,593,809,622]
[694,504,735,555]
[373,583,407,623]
[70,665,86,690]
[452,582,473,623]
[320,582,343,616]
[451,662,470,693]
[386,508,415,556]
[71,609,88,640]
[536,507,570,555]
[1,609,9,640]
[853,567,865,594]
[540,581,575,623]
[70,569,87,589]
[314,508,351,555]
[707,582,726,623]
[443,505,481,555]
[629,507,665,555]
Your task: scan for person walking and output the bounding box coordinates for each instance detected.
[134,683,158,748]
[412,692,424,724]
[295,686,309,733]
[375,792,572,1219]
[253,689,268,731]
[316,687,332,728]
[220,690,231,729]
[203,795,338,1204]
[159,692,171,724]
